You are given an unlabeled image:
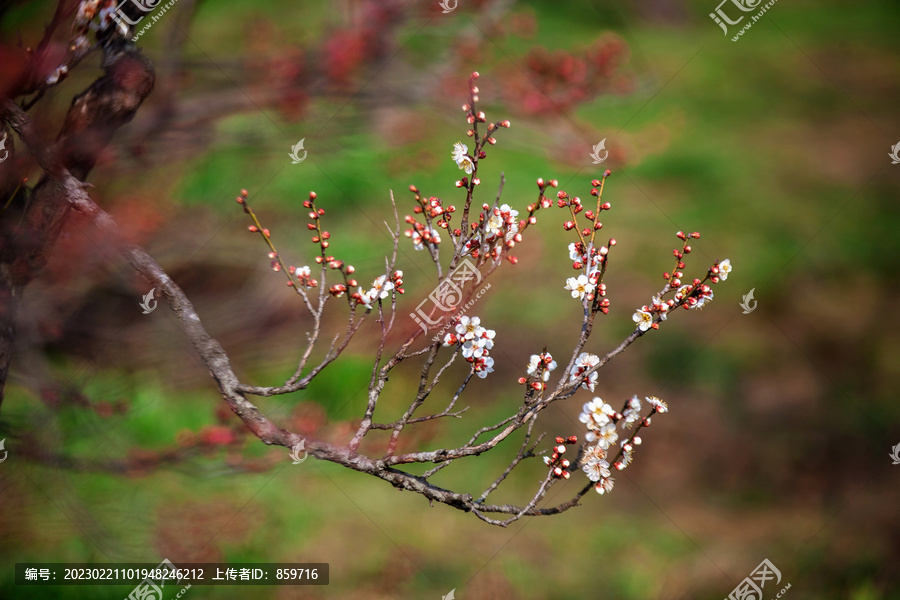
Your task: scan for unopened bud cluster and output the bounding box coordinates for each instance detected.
[543,435,579,479]
[632,231,732,333]
[404,186,454,251]
[237,188,317,291]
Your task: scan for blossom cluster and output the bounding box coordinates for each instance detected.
[518,351,558,392]
[575,394,669,495]
[406,72,518,263]
[351,272,404,310]
[569,352,600,392]
[442,316,496,378]
[463,202,523,260]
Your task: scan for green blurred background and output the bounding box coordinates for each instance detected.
[1,0,899,598]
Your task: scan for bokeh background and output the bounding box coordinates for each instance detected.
[1,0,899,598]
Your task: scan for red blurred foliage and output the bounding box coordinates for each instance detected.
[199,425,237,446]
[502,36,632,115]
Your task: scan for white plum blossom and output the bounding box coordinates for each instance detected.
[568,242,583,263]
[357,275,394,309]
[582,457,611,482]
[675,285,693,301]
[565,274,595,300]
[717,259,732,281]
[579,397,614,431]
[445,315,496,379]
[650,295,668,321]
[646,396,668,413]
[595,477,615,495]
[618,441,634,469]
[485,204,519,238]
[570,352,600,391]
[462,334,493,359]
[456,316,485,341]
[695,287,714,308]
[633,309,653,332]
[452,142,474,174]
[527,352,557,382]
[474,355,494,378]
[581,444,609,482]
[587,423,618,449]
[622,395,642,427]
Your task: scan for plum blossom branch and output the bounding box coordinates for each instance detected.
[6,67,731,526]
